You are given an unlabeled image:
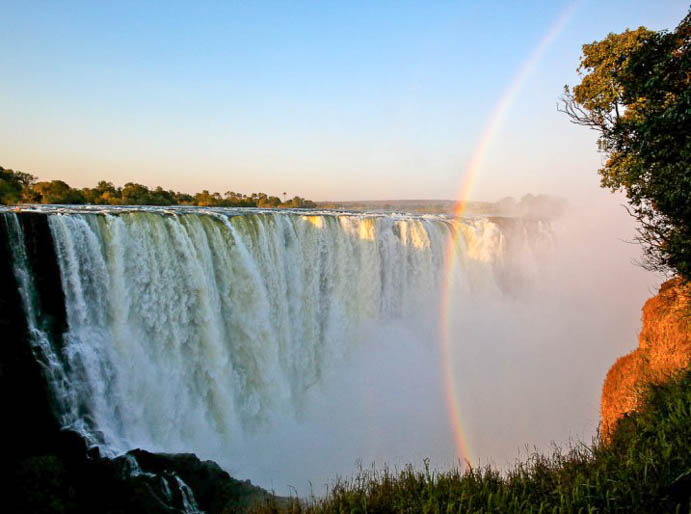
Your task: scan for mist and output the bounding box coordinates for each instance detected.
[9,199,657,498]
[220,196,659,496]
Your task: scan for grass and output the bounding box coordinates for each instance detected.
[251,368,691,513]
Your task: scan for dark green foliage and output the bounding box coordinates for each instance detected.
[0,165,316,208]
[0,166,37,204]
[561,12,691,279]
[33,180,87,204]
[253,369,691,513]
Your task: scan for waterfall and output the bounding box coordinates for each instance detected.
[1,212,92,441]
[2,207,551,470]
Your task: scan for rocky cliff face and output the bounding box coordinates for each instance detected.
[601,278,690,439]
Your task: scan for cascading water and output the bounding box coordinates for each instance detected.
[2,213,90,440]
[1,206,552,491]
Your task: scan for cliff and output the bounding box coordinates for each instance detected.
[601,277,691,439]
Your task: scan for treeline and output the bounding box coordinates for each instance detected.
[0,166,316,208]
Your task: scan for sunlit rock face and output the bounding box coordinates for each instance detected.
[1,206,551,485]
[601,278,691,439]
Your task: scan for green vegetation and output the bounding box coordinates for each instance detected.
[0,166,316,208]
[561,12,690,280]
[253,368,691,513]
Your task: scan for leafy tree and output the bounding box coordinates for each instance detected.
[32,180,85,204]
[561,13,691,279]
[0,166,37,204]
[0,174,23,205]
[121,182,153,205]
[281,196,316,209]
[82,180,122,204]
[194,190,217,206]
[149,186,176,206]
[258,195,281,208]
[174,192,194,205]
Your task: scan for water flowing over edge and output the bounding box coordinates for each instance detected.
[1,208,553,472]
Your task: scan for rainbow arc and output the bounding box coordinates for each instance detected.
[439,1,580,465]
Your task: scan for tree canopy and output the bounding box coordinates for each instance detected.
[561,12,690,279]
[0,166,316,209]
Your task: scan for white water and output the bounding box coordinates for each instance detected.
[4,207,554,492]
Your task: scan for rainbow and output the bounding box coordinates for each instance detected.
[439,1,580,466]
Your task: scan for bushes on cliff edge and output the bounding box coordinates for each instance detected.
[253,368,691,513]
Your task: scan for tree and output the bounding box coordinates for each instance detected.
[149,186,176,206]
[82,180,121,204]
[33,180,85,204]
[258,195,281,207]
[121,182,152,205]
[561,13,690,279]
[0,167,36,204]
[194,190,217,206]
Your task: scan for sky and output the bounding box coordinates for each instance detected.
[0,0,688,201]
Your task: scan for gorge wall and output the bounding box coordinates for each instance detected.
[601,277,691,438]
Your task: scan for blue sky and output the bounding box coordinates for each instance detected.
[1,1,687,201]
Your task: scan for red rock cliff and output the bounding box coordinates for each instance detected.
[601,278,690,439]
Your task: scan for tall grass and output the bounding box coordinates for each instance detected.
[252,369,691,513]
